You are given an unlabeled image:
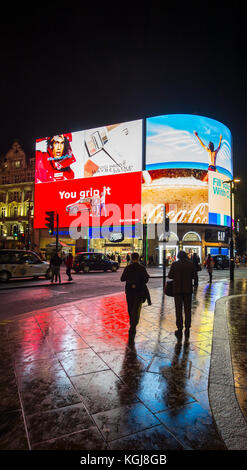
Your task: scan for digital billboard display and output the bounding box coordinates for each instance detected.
[144,114,233,226]
[146,114,232,177]
[35,119,143,184]
[34,171,142,229]
[34,114,233,232]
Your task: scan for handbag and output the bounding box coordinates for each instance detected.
[196,264,202,272]
[165,279,174,297]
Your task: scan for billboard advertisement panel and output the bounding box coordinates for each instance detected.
[146,114,232,177]
[208,172,231,226]
[35,119,143,184]
[34,171,142,230]
[34,114,232,233]
[142,168,208,224]
[145,114,232,226]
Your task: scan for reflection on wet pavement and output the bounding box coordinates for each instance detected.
[1,279,247,450]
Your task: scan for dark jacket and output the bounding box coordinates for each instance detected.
[121,262,151,304]
[50,253,62,267]
[168,259,195,294]
[65,254,73,268]
[192,253,200,271]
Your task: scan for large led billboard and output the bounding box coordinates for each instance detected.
[35,119,143,183]
[34,114,233,232]
[146,114,232,177]
[34,171,142,229]
[34,118,143,231]
[144,114,232,226]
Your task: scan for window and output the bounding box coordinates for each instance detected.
[13,207,18,217]
[1,208,6,218]
[13,192,21,202]
[0,252,22,264]
[182,232,201,242]
[21,253,40,264]
[15,161,21,168]
[0,252,11,264]
[24,191,32,201]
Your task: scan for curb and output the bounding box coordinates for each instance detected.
[209,293,247,450]
[0,280,75,291]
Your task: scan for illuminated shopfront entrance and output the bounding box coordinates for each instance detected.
[158,244,178,265]
[183,245,202,261]
[89,237,142,264]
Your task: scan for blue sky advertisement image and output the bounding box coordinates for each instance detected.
[146,114,233,179]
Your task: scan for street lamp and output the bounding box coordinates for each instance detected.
[223,178,240,281]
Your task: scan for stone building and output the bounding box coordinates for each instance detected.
[0,141,35,248]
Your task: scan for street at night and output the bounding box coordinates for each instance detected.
[1,268,247,456]
[1,2,247,463]
[0,266,247,320]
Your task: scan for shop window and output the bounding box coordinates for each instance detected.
[159,231,178,242]
[182,231,201,242]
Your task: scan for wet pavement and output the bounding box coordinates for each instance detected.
[1,277,247,452]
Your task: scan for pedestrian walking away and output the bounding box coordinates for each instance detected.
[121,252,151,345]
[168,250,195,341]
[65,252,73,281]
[206,253,214,283]
[50,251,62,283]
[192,252,200,287]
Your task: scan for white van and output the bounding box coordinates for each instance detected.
[0,249,52,282]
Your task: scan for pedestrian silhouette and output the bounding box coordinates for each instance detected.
[206,254,214,283]
[65,252,73,281]
[121,252,150,345]
[192,252,200,288]
[168,250,195,341]
[50,251,62,283]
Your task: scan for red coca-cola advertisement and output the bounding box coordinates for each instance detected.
[34,172,142,229]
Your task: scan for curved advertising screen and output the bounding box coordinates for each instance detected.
[34,114,233,232]
[143,114,232,226]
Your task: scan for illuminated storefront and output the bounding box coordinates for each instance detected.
[34,114,232,262]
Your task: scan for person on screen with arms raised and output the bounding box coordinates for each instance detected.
[194,131,222,172]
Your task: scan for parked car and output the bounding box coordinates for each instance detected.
[212,254,230,270]
[0,249,52,282]
[73,252,119,273]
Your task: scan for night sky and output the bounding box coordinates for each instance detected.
[1,3,246,213]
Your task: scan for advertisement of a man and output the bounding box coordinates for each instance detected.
[35,134,76,183]
[146,114,232,178]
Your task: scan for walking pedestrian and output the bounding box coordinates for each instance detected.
[121,252,150,345]
[65,252,73,281]
[50,251,62,283]
[168,250,195,341]
[192,252,200,287]
[206,253,214,283]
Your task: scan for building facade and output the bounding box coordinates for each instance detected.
[0,142,35,248]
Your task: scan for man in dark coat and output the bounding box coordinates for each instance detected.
[121,252,150,345]
[192,252,200,287]
[168,251,195,340]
